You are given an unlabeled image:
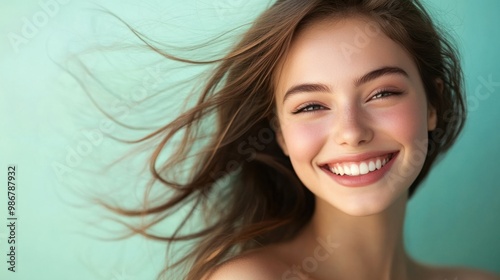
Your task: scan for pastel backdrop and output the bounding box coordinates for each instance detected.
[0,0,499,279]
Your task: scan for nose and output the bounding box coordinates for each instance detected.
[333,105,373,147]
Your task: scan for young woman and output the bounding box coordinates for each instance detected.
[104,0,499,279]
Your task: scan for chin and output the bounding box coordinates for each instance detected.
[328,189,408,217]
[337,202,391,217]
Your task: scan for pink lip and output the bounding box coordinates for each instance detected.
[320,151,399,187]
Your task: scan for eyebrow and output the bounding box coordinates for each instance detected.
[354,66,408,86]
[282,66,409,103]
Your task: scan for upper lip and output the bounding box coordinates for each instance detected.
[318,150,398,166]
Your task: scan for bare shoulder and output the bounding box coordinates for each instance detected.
[203,248,290,280]
[418,262,500,280]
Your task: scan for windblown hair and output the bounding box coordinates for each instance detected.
[103,0,465,279]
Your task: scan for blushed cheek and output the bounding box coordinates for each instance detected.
[377,100,429,148]
[283,121,329,162]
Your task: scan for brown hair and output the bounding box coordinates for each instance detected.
[100,0,465,279]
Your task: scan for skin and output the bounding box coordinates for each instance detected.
[206,16,500,280]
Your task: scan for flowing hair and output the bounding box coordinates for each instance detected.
[92,0,465,279]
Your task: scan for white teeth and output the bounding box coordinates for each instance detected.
[338,166,344,175]
[359,162,369,175]
[350,164,360,176]
[368,161,376,172]
[344,165,351,175]
[328,153,394,176]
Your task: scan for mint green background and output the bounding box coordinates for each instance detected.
[0,0,499,279]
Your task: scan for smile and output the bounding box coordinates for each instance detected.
[327,153,395,176]
[320,151,399,187]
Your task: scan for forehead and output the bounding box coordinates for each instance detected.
[274,16,419,97]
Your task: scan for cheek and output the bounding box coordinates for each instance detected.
[377,99,429,143]
[282,120,329,162]
[376,98,431,178]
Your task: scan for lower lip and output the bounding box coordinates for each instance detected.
[322,152,399,187]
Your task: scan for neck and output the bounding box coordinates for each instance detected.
[293,195,416,280]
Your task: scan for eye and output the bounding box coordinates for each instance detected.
[370,90,403,100]
[292,103,327,114]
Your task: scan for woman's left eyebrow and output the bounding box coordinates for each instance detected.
[354,66,408,87]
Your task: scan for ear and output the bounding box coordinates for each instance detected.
[427,78,442,131]
[275,128,289,156]
[427,105,437,131]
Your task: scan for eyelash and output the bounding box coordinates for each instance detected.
[370,89,404,100]
[292,103,327,114]
[291,90,404,114]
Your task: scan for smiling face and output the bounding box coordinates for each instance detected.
[274,16,437,216]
